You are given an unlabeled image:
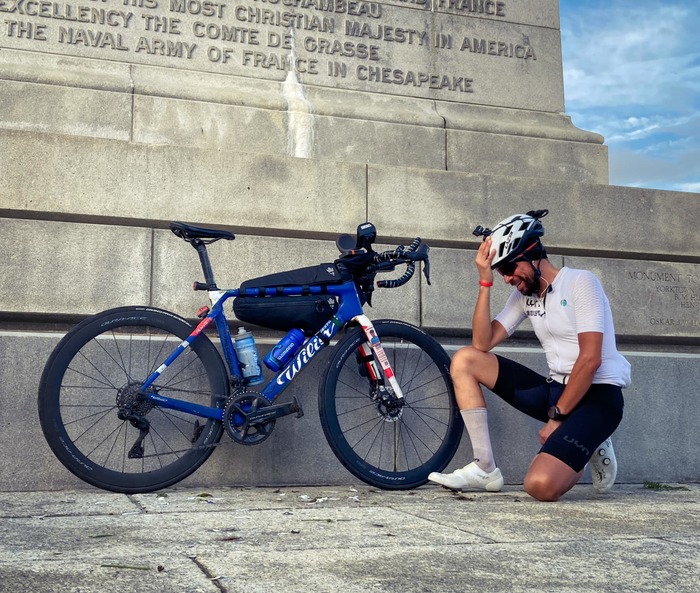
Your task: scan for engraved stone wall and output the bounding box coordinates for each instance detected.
[573,258,700,339]
[0,0,561,110]
[0,0,606,181]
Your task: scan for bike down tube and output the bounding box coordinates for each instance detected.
[260,281,364,402]
[259,314,344,402]
[354,314,405,399]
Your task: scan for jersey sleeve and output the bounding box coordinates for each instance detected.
[572,271,606,333]
[494,290,527,336]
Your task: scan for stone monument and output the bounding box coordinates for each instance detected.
[0,0,604,178]
[0,0,698,491]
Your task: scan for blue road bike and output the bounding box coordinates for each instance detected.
[38,221,462,493]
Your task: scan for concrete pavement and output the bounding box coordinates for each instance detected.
[1,483,698,593]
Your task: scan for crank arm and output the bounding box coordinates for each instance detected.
[247,397,304,424]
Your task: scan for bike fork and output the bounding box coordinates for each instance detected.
[353,315,404,399]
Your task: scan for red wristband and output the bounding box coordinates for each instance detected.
[479,280,494,287]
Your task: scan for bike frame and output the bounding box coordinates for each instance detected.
[139,279,404,421]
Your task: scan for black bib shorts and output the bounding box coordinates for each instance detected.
[492,355,624,472]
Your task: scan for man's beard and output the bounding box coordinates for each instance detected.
[523,276,540,297]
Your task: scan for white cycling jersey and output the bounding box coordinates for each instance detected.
[495,267,631,387]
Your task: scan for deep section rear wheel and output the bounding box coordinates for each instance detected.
[319,320,462,489]
[38,307,229,493]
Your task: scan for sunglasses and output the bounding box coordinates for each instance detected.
[496,259,523,276]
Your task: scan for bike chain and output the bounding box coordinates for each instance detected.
[136,390,268,458]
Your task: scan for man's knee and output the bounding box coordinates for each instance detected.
[524,472,562,502]
[451,347,497,385]
[524,454,581,502]
[451,346,488,376]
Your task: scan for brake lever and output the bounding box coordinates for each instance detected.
[403,242,431,286]
[405,242,429,261]
[404,242,431,285]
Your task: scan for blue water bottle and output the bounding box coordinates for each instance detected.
[233,327,264,385]
[264,328,305,371]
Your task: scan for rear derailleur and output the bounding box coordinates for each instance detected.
[117,409,151,459]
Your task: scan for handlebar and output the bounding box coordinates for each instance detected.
[334,230,431,305]
[372,238,430,288]
[370,237,430,288]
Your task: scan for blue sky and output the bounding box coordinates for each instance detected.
[559,0,700,193]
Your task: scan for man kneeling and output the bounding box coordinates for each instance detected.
[429,210,630,501]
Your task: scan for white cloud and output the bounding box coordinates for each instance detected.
[674,182,700,193]
[561,3,699,109]
[560,1,700,192]
[606,113,699,145]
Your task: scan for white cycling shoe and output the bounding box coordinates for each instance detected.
[590,438,617,493]
[428,461,504,492]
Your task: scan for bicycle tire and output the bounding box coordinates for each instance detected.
[319,320,462,490]
[38,306,229,493]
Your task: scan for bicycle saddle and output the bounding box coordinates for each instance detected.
[170,221,235,242]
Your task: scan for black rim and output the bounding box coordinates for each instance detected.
[321,323,460,487]
[40,309,226,491]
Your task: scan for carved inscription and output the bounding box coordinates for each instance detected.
[627,268,700,329]
[0,0,547,103]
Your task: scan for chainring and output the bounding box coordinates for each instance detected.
[224,392,275,445]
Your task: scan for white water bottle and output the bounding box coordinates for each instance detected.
[233,327,264,385]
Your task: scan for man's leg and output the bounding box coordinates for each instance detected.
[428,347,504,491]
[527,385,624,501]
[450,346,500,471]
[524,453,583,502]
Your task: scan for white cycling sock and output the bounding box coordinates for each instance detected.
[461,408,496,472]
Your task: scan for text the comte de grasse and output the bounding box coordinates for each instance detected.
[0,0,538,97]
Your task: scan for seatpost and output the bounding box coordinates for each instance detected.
[193,240,218,290]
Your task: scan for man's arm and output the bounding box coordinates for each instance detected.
[538,331,603,444]
[471,236,509,352]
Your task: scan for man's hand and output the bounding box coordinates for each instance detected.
[476,236,496,283]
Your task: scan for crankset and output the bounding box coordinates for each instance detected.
[224,392,304,445]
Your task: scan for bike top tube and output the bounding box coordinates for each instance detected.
[210,281,363,308]
[208,280,366,376]
[139,278,367,420]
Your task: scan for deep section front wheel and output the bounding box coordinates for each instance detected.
[319,320,462,490]
[38,307,229,493]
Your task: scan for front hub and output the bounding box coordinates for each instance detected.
[376,387,405,422]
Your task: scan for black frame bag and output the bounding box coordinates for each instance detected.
[232,264,347,336]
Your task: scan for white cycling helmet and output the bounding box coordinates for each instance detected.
[484,210,547,270]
